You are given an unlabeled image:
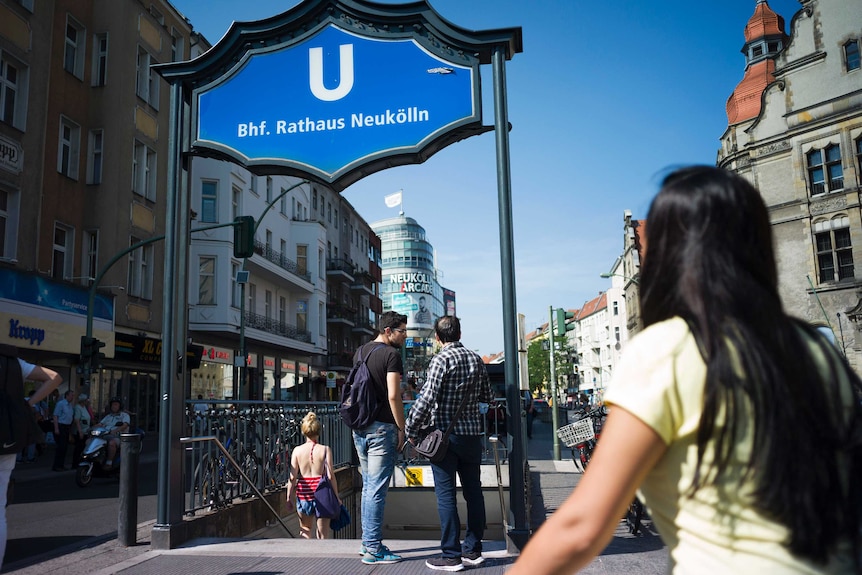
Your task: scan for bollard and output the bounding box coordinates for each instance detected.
[118,432,142,546]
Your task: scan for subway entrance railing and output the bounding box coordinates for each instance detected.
[182,399,512,523]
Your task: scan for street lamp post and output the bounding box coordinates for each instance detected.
[599,271,639,285]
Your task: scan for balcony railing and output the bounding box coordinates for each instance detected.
[352,315,376,333]
[326,258,355,281]
[327,304,356,326]
[253,240,311,282]
[243,310,311,343]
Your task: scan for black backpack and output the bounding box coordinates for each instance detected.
[339,343,385,430]
[0,345,33,455]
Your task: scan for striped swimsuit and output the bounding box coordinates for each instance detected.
[296,442,322,501]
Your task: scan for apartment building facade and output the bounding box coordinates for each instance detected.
[0,0,203,430]
[186,160,381,402]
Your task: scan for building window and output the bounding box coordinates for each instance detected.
[266,177,272,203]
[83,229,98,282]
[319,248,324,278]
[64,17,86,79]
[297,300,307,332]
[856,137,862,177]
[613,301,619,316]
[231,262,240,307]
[248,283,257,313]
[170,29,184,62]
[135,46,159,108]
[132,140,156,200]
[1,52,27,131]
[201,180,218,222]
[265,290,272,319]
[87,129,104,185]
[807,144,843,195]
[52,224,73,280]
[58,116,81,180]
[297,244,307,275]
[231,186,240,221]
[815,216,854,282]
[249,176,257,196]
[312,189,318,210]
[92,33,108,86]
[198,256,215,305]
[128,237,153,299]
[149,5,164,25]
[279,296,286,325]
[845,39,860,72]
[327,202,331,223]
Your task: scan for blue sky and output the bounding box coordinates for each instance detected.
[170,0,802,355]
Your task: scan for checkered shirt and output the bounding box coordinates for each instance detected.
[405,341,492,441]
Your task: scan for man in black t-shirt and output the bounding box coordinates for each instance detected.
[353,311,408,564]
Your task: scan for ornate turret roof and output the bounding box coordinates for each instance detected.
[744,0,786,42]
[726,1,788,125]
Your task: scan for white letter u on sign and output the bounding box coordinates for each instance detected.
[309,44,354,101]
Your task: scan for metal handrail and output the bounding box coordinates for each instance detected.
[180,435,295,538]
[489,435,509,530]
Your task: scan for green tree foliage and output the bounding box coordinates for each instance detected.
[527,333,576,396]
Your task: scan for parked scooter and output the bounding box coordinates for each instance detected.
[75,425,144,487]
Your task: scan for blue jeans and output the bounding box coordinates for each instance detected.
[352,421,397,554]
[430,434,485,559]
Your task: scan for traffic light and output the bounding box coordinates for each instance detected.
[91,337,106,369]
[555,308,575,337]
[80,335,94,365]
[80,336,106,369]
[233,216,255,258]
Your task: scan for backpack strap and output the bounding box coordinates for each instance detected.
[359,342,386,363]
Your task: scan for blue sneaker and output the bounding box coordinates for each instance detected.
[358,545,366,556]
[361,545,402,564]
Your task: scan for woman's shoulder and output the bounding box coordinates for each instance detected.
[627,317,695,356]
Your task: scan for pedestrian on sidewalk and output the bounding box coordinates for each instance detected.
[405,316,493,572]
[1,347,63,570]
[72,394,91,466]
[286,411,340,539]
[508,166,862,574]
[51,390,75,471]
[350,311,408,565]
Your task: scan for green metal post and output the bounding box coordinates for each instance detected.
[492,45,527,551]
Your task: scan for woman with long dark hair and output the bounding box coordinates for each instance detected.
[509,166,861,574]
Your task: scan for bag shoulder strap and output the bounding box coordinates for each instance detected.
[441,387,471,439]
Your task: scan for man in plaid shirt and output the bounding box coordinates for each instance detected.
[405,316,493,572]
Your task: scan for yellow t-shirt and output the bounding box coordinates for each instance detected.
[604,317,856,574]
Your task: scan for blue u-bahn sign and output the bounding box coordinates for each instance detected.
[195,23,479,182]
[155,0,521,191]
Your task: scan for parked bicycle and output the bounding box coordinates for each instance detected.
[556,405,607,472]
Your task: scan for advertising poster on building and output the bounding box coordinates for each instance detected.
[443,288,456,318]
[389,272,434,330]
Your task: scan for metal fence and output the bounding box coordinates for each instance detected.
[184,400,350,515]
[183,397,511,515]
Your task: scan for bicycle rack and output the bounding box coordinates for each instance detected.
[488,435,508,530]
[180,435,295,538]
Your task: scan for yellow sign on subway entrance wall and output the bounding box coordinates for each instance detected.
[405,467,423,486]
